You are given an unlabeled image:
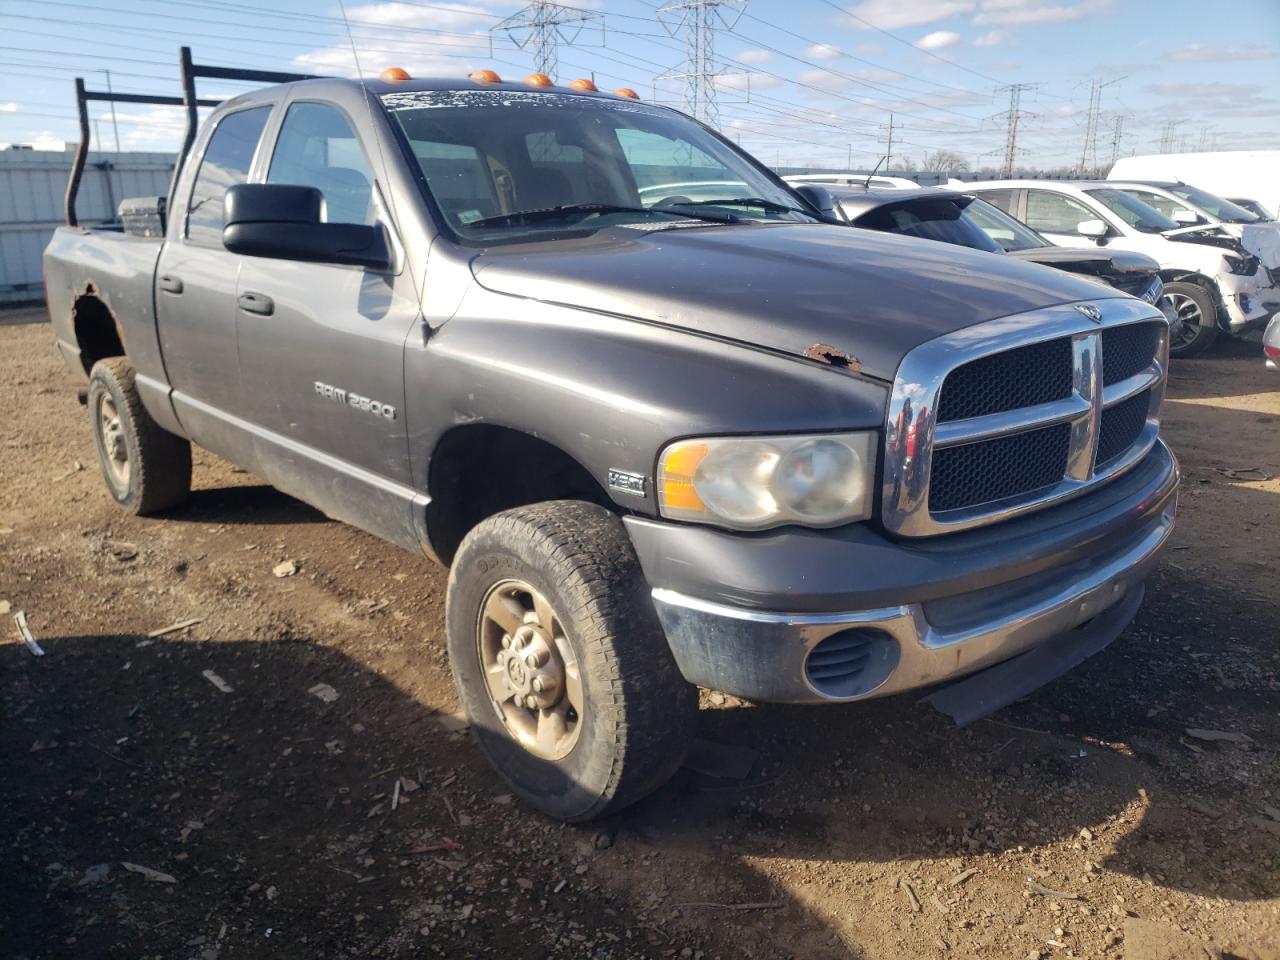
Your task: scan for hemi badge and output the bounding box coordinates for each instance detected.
[608,469,646,498]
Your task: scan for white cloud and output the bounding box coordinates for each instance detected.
[972,30,1006,47]
[805,44,843,61]
[973,0,1111,27]
[854,42,883,55]
[0,102,16,113]
[737,48,773,64]
[1168,43,1277,64]
[714,72,785,93]
[843,0,974,31]
[916,31,961,50]
[1147,82,1263,99]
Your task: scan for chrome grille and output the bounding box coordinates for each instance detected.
[930,423,1071,512]
[937,339,1073,422]
[1097,389,1151,466]
[883,299,1169,537]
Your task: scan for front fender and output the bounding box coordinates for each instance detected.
[404,284,890,518]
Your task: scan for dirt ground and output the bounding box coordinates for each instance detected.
[2,304,1278,960]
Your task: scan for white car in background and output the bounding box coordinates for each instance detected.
[783,173,922,190]
[1108,180,1280,273]
[962,180,1280,357]
[1109,151,1279,220]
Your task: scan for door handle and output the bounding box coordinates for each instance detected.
[238,292,274,316]
[158,274,183,295]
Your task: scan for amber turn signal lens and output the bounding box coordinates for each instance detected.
[469,69,502,83]
[568,77,598,92]
[614,87,640,99]
[523,72,554,87]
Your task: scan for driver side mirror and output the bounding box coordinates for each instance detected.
[1172,208,1200,226]
[222,183,390,271]
[1077,218,1109,239]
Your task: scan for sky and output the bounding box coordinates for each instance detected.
[1,0,1278,171]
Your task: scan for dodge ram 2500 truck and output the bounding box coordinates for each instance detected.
[44,67,1179,822]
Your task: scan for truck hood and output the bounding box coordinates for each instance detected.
[469,222,1116,381]
[1007,245,1158,282]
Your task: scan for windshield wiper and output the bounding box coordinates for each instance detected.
[467,202,738,229]
[669,197,810,215]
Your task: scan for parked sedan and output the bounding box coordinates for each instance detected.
[961,180,1280,357]
[815,183,1165,302]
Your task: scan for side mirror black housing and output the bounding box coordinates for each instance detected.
[222,183,390,271]
[792,183,841,221]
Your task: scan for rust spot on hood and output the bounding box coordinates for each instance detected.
[802,342,861,371]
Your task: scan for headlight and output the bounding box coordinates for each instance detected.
[1224,253,1259,276]
[657,432,877,530]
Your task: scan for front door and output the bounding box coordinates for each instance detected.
[234,100,422,546]
[1022,188,1103,247]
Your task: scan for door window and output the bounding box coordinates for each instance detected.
[267,102,376,226]
[185,105,272,246]
[1024,189,1097,235]
[974,188,1016,214]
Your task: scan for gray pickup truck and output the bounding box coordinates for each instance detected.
[44,67,1179,821]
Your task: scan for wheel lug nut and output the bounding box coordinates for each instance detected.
[501,635,512,649]
[532,677,544,693]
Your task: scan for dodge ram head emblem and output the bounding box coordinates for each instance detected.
[1074,303,1103,322]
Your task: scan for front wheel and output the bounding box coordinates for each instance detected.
[445,501,697,822]
[1161,281,1219,358]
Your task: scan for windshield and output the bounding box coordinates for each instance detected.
[1164,183,1260,223]
[381,89,816,243]
[1085,188,1179,233]
[963,198,1050,251]
[855,195,1003,253]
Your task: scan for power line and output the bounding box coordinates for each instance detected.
[1077,75,1124,175]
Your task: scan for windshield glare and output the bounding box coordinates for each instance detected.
[1086,188,1179,233]
[963,198,1049,251]
[381,90,815,242]
[1165,183,1260,223]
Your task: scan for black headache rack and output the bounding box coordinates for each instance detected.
[65,45,320,228]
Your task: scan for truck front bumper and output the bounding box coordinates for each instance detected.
[625,440,1178,712]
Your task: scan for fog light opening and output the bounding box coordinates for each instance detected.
[804,628,899,699]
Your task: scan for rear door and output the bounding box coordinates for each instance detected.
[234,97,422,541]
[156,104,272,440]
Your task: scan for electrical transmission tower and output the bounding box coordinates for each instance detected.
[1109,114,1127,166]
[493,1,602,79]
[1077,75,1125,175]
[995,83,1036,178]
[1158,119,1182,153]
[656,0,746,128]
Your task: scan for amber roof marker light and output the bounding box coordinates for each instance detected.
[614,87,640,99]
[524,72,554,87]
[568,78,598,92]
[380,67,411,83]
[469,69,502,83]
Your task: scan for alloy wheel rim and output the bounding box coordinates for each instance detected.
[477,579,583,761]
[97,393,130,489]
[1162,292,1203,350]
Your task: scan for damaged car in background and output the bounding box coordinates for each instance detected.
[964,180,1280,358]
[809,183,1166,308]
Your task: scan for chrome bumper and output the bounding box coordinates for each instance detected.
[650,500,1175,705]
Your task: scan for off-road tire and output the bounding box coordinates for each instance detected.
[88,357,192,515]
[1162,281,1219,358]
[446,500,698,822]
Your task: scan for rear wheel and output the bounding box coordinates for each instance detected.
[88,357,192,515]
[446,501,697,822]
[1161,282,1219,358]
